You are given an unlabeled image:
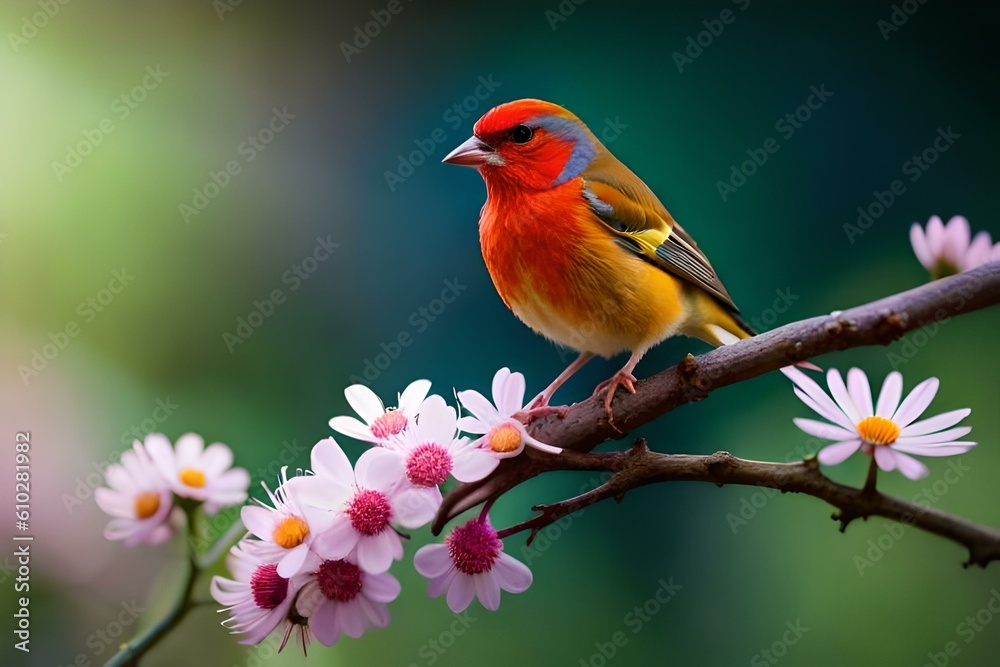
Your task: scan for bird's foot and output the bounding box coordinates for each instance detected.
[594,370,637,427]
[512,402,572,425]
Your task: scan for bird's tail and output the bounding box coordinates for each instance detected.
[694,293,820,371]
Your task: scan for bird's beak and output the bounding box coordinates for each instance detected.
[442,136,494,167]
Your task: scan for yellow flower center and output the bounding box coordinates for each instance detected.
[273,516,310,549]
[134,492,161,519]
[856,416,901,446]
[489,423,522,453]
[179,467,207,488]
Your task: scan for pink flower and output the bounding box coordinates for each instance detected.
[145,433,250,515]
[910,215,999,279]
[95,438,179,547]
[240,469,334,578]
[414,519,533,612]
[783,366,977,480]
[329,380,430,444]
[299,558,400,646]
[210,539,308,646]
[457,368,561,459]
[295,438,424,573]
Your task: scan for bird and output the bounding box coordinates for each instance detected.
[442,98,784,423]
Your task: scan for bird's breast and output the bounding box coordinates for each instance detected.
[479,186,685,357]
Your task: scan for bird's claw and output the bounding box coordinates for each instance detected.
[595,371,637,427]
[512,403,571,425]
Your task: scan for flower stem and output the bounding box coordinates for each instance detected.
[863,455,879,495]
[104,504,208,667]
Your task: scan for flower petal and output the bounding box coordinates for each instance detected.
[792,418,857,442]
[891,442,976,457]
[826,369,862,424]
[490,368,512,410]
[414,544,453,579]
[240,505,276,541]
[782,367,855,431]
[311,437,354,481]
[457,389,500,425]
[894,426,972,446]
[355,446,406,492]
[364,572,402,604]
[416,395,458,446]
[892,377,939,427]
[792,388,857,432]
[356,531,399,574]
[451,449,500,483]
[892,450,930,480]
[875,372,903,418]
[494,553,533,593]
[456,415,490,435]
[311,601,342,646]
[345,384,385,424]
[873,446,897,472]
[174,433,206,468]
[392,486,441,529]
[816,440,862,466]
[329,416,378,443]
[900,408,971,437]
[199,442,234,477]
[144,433,176,477]
[910,223,933,270]
[499,372,526,417]
[398,379,432,416]
[846,368,873,418]
[475,572,501,611]
[446,574,476,613]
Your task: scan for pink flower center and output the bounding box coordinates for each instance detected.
[346,489,392,535]
[405,443,453,487]
[316,559,363,603]
[250,563,289,610]
[446,519,502,575]
[370,410,408,439]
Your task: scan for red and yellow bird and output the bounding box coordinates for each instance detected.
[443,98,759,421]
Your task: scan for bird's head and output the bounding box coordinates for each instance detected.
[442,99,599,191]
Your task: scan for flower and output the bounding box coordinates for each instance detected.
[145,432,250,514]
[295,438,424,573]
[298,557,400,646]
[457,368,561,459]
[414,518,533,612]
[329,379,431,444]
[95,438,179,546]
[240,469,335,578]
[910,215,1000,279]
[782,366,977,480]
[211,539,307,646]
[365,395,500,526]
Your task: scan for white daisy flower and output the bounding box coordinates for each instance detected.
[457,368,561,459]
[329,379,431,444]
[782,366,977,480]
[414,518,533,613]
[95,438,179,547]
[145,432,250,515]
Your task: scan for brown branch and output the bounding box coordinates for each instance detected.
[433,262,1000,566]
[493,439,1000,569]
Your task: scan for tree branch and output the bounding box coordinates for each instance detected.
[433,262,1000,566]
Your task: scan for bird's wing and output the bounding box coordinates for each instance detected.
[583,178,738,311]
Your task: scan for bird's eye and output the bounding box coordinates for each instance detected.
[511,125,533,144]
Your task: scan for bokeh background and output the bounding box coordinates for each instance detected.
[2,0,999,665]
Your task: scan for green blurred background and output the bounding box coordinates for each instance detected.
[2,0,999,665]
